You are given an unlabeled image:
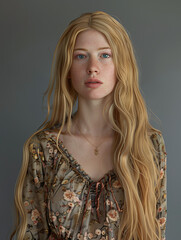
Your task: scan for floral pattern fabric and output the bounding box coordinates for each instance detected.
[23,129,167,240]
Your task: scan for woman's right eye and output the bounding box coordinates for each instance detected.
[76,54,86,59]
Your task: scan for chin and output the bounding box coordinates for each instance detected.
[77,91,113,101]
[83,95,109,100]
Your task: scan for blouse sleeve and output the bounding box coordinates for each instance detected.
[152,132,167,240]
[22,135,50,239]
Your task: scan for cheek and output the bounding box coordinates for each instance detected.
[106,65,116,79]
[70,77,79,89]
[70,69,82,90]
[107,66,117,87]
[69,64,82,78]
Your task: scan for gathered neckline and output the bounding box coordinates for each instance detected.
[42,130,116,184]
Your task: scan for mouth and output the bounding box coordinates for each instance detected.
[85,79,103,89]
[85,78,103,84]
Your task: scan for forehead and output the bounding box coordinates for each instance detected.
[74,29,110,48]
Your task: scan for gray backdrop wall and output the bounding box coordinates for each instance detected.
[1,0,180,239]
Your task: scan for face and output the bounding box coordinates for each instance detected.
[69,29,117,100]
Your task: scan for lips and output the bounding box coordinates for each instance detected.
[85,78,103,84]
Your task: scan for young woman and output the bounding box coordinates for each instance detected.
[11,11,167,240]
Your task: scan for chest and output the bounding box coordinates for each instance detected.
[60,134,115,181]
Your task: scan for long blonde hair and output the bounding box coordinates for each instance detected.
[11,11,162,240]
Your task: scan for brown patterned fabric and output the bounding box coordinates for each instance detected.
[23,130,167,240]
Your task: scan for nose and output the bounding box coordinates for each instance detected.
[86,56,100,75]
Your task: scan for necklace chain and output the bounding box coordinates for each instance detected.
[75,122,105,156]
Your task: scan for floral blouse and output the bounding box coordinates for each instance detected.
[23,129,167,240]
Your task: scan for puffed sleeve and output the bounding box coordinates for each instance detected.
[152,132,167,240]
[22,135,50,239]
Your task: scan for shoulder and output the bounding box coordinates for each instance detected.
[149,131,167,173]
[150,131,167,156]
[28,127,58,148]
[27,129,58,163]
[28,131,47,152]
[27,128,66,165]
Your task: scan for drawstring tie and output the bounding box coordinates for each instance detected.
[79,174,121,234]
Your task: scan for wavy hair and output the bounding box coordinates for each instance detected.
[10,11,162,240]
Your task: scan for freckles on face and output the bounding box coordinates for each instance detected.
[69,29,117,99]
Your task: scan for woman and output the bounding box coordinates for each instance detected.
[11,11,167,240]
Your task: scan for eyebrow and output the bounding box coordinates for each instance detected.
[74,47,111,51]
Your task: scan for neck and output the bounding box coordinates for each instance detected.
[71,97,114,138]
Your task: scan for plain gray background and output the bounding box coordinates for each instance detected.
[1,0,180,239]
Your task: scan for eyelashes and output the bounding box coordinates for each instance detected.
[76,54,86,59]
[74,53,112,60]
[101,53,111,58]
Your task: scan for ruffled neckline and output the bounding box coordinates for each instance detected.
[42,130,116,184]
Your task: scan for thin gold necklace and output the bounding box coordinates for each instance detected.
[75,122,105,156]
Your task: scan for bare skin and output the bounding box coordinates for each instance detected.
[56,114,115,182]
[54,29,117,181]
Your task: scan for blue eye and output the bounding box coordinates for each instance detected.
[102,53,110,58]
[76,54,85,59]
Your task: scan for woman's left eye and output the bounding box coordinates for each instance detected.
[101,53,111,58]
